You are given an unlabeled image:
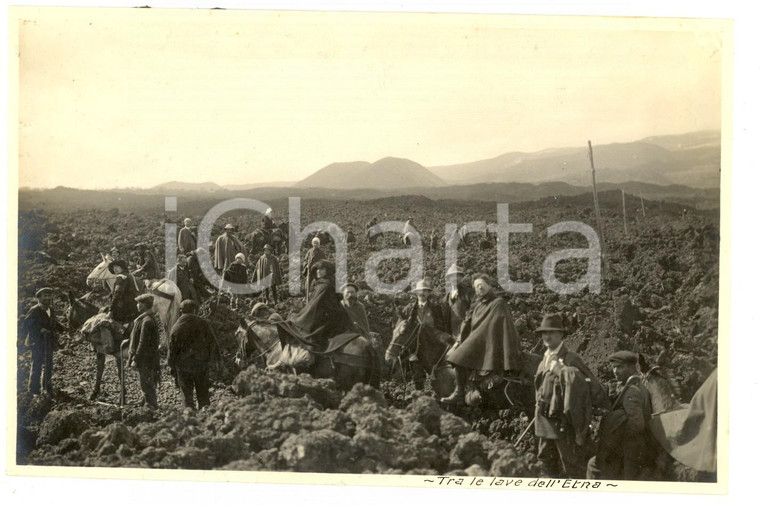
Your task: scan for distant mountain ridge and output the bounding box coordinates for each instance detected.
[295,157,446,189]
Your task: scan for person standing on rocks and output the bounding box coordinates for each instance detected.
[177,218,197,255]
[167,255,198,304]
[168,300,221,410]
[341,282,370,338]
[22,287,66,395]
[441,273,520,405]
[128,294,161,409]
[442,264,473,340]
[587,351,651,480]
[133,242,160,281]
[533,313,608,478]
[253,244,282,304]
[302,237,325,299]
[213,223,245,273]
[108,259,140,328]
[224,252,249,310]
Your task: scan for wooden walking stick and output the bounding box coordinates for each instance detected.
[515,417,536,446]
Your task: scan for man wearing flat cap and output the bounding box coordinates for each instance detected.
[22,288,66,395]
[253,244,282,304]
[128,294,161,409]
[533,313,608,478]
[108,259,140,326]
[168,300,221,410]
[178,218,197,255]
[133,242,160,281]
[213,223,245,272]
[587,350,652,480]
[341,282,370,337]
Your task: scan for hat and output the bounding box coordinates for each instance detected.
[224,223,235,231]
[263,244,272,250]
[311,260,335,274]
[445,264,465,278]
[341,282,359,292]
[265,208,272,216]
[108,259,129,274]
[180,299,197,314]
[608,350,639,366]
[184,218,192,225]
[536,313,565,333]
[250,302,268,317]
[411,279,433,293]
[235,252,246,262]
[311,237,320,245]
[135,293,154,308]
[35,287,52,298]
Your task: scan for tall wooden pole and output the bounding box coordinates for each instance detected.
[587,141,609,277]
[621,189,628,236]
[640,193,646,218]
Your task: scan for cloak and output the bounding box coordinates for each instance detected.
[254,253,283,286]
[167,313,219,371]
[275,277,352,351]
[447,292,521,372]
[214,234,245,270]
[178,227,197,254]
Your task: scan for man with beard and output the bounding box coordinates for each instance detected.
[442,274,520,405]
[341,282,370,337]
[214,224,245,273]
[253,244,282,304]
[177,218,197,255]
[22,287,66,395]
[275,260,352,353]
[168,300,221,410]
[587,351,651,480]
[133,243,160,281]
[128,294,161,409]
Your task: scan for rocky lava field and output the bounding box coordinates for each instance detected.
[15,192,720,477]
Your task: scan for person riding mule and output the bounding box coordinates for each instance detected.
[441,273,522,405]
[133,243,160,281]
[108,259,139,326]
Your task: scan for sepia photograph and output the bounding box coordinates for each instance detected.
[4,1,742,502]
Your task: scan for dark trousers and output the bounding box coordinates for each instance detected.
[28,336,54,394]
[177,366,210,409]
[263,286,278,303]
[537,434,591,479]
[137,367,159,409]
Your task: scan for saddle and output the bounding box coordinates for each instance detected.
[277,332,366,370]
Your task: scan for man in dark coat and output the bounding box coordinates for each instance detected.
[366,217,379,247]
[587,351,651,480]
[261,208,276,231]
[253,244,282,304]
[167,255,198,304]
[276,260,352,352]
[133,243,160,280]
[109,259,139,325]
[128,294,161,409]
[187,247,211,297]
[22,287,65,395]
[341,282,370,337]
[442,273,520,405]
[302,237,326,299]
[400,279,450,390]
[533,313,608,478]
[168,300,221,409]
[214,224,245,272]
[224,252,249,310]
[177,218,197,255]
[442,264,473,339]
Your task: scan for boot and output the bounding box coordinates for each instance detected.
[441,366,466,405]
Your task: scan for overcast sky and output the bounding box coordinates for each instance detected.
[15,7,725,189]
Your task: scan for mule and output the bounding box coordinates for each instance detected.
[235,318,380,391]
[85,260,182,347]
[246,228,270,257]
[385,318,540,409]
[66,291,128,402]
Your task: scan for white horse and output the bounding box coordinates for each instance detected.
[86,257,182,346]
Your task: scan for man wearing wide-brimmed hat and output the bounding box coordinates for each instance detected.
[213,223,245,272]
[253,244,282,304]
[108,259,140,325]
[587,350,651,480]
[22,287,66,395]
[442,264,473,340]
[533,313,608,478]
[128,293,160,409]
